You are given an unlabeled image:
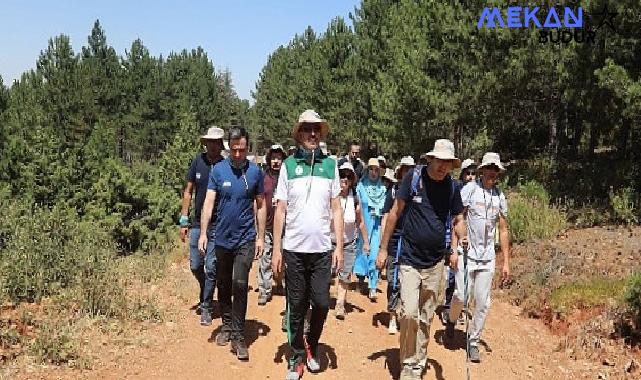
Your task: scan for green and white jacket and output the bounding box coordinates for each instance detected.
[274,149,340,253]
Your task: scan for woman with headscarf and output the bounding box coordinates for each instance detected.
[353,158,387,301]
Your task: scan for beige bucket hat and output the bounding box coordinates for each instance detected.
[383,168,397,183]
[478,152,505,171]
[200,126,224,143]
[367,157,380,167]
[293,109,329,138]
[425,139,461,168]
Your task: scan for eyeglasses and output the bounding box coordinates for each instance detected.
[300,124,321,133]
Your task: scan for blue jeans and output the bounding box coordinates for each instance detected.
[189,226,216,309]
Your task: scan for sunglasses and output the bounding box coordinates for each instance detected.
[300,124,321,133]
[339,171,353,180]
[464,170,476,176]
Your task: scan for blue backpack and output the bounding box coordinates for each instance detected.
[410,165,458,249]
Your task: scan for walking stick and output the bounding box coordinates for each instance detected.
[463,244,471,380]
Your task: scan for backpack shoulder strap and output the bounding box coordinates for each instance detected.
[410,165,425,196]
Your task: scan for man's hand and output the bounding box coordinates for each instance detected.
[459,235,469,250]
[449,253,458,271]
[332,246,344,273]
[376,247,388,270]
[180,227,189,243]
[363,240,370,254]
[255,238,265,259]
[272,245,283,277]
[501,261,511,285]
[197,234,208,256]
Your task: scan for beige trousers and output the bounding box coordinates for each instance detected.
[398,261,444,373]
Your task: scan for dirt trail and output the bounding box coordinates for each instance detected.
[9,260,596,380]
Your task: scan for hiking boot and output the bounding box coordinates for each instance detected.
[231,339,249,361]
[258,292,269,306]
[368,288,377,301]
[335,303,345,320]
[286,361,305,380]
[400,365,421,380]
[215,330,231,346]
[200,307,212,326]
[388,315,398,335]
[468,345,481,363]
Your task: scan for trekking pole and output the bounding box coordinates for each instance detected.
[463,244,471,380]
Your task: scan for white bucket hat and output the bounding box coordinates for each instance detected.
[383,168,397,183]
[478,152,505,171]
[338,161,355,174]
[293,109,329,138]
[400,156,415,167]
[425,139,461,168]
[269,144,285,154]
[461,158,477,171]
[200,126,224,143]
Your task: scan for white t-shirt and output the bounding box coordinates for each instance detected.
[331,194,358,245]
[274,158,341,252]
[461,180,508,261]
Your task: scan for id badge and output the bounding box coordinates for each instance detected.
[485,222,493,239]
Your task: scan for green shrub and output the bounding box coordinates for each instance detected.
[624,272,641,328]
[609,186,638,225]
[508,181,566,242]
[549,278,626,314]
[30,318,79,365]
[0,203,115,303]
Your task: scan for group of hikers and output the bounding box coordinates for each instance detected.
[179,109,511,380]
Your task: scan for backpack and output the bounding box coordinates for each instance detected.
[410,165,458,249]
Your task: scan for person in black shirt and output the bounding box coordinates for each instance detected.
[337,140,364,180]
[377,140,468,380]
[179,126,225,327]
[381,156,415,335]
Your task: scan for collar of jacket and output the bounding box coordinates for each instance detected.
[293,147,326,165]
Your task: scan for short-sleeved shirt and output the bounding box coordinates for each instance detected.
[461,180,508,261]
[263,170,279,231]
[275,154,340,253]
[208,159,264,249]
[396,166,464,269]
[187,153,222,227]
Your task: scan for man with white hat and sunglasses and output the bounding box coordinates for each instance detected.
[272,109,344,380]
[256,144,286,306]
[377,139,467,380]
[441,157,477,325]
[445,152,510,363]
[179,126,225,326]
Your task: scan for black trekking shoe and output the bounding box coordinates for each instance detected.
[231,339,249,361]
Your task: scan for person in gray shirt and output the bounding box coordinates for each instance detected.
[445,152,511,363]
